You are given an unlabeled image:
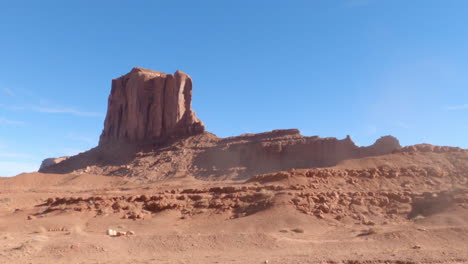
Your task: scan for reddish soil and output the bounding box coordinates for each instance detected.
[1,148,467,263]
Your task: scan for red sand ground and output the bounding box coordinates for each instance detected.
[1,149,467,263]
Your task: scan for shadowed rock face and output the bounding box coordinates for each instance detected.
[99,67,205,145]
[39,157,69,171]
[40,128,403,180]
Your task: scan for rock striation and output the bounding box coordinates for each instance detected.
[99,67,205,145]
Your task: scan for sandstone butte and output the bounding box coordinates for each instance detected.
[39,67,402,178]
[99,67,205,145]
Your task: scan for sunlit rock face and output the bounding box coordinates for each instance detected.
[99,67,205,145]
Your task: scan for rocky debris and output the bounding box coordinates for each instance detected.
[107,229,134,237]
[40,185,278,220]
[408,189,468,218]
[99,67,205,145]
[107,229,116,236]
[38,188,466,223]
[39,156,69,170]
[48,227,68,232]
[37,166,468,223]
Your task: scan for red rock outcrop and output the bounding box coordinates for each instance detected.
[99,67,205,145]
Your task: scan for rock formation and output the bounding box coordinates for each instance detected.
[40,128,402,179]
[39,156,69,171]
[192,130,401,178]
[40,67,405,179]
[99,67,205,145]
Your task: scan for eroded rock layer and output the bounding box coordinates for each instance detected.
[41,129,403,180]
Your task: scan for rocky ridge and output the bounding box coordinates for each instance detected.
[40,129,402,180]
[36,163,468,223]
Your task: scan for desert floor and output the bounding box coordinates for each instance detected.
[0,168,467,264]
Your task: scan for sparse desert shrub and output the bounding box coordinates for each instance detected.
[0,197,11,203]
[358,228,379,236]
[33,226,47,233]
[258,189,275,202]
[291,228,305,233]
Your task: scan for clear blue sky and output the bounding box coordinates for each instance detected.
[1,0,467,176]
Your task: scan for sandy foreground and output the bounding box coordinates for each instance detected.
[0,161,467,264]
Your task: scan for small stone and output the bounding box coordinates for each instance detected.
[107,229,117,236]
[362,220,375,226]
[319,204,330,213]
[291,228,305,233]
[27,215,36,220]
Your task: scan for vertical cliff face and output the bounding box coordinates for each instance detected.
[99,67,205,145]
